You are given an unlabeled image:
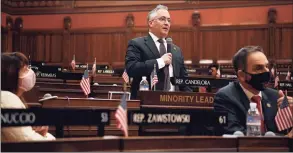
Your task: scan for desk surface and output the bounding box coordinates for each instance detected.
[2,136,292,152]
[1,137,120,152]
[238,136,290,152]
[123,136,237,152]
[41,98,140,109]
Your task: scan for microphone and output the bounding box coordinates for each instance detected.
[166,37,172,53]
[264,131,276,137]
[166,38,173,86]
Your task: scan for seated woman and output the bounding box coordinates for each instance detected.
[1,52,55,142]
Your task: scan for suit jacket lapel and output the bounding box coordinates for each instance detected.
[235,82,250,114]
[261,93,272,127]
[145,35,160,58]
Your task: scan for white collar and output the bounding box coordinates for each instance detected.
[239,82,262,101]
[149,32,166,43]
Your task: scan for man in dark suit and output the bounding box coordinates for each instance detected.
[208,63,220,78]
[205,63,220,92]
[125,4,191,99]
[214,46,293,135]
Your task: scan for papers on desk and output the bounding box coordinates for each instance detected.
[103,135,120,139]
[222,134,240,138]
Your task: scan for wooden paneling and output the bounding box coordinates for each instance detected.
[2,5,292,30]
[18,33,64,63]
[275,26,293,59]
[1,27,8,52]
[197,25,270,61]
[70,33,128,63]
[75,1,181,7]
[2,1,292,15]
[2,23,292,66]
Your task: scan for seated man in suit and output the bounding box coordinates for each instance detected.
[214,46,293,136]
[205,63,220,92]
[125,4,192,99]
[208,63,220,79]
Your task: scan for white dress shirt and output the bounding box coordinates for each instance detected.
[149,32,175,91]
[239,83,264,118]
[1,91,56,142]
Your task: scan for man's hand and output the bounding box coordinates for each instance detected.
[161,53,172,65]
[32,126,49,136]
[277,90,293,112]
[287,128,293,138]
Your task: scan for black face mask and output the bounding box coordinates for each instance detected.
[243,71,271,91]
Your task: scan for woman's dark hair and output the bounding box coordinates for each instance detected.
[1,52,29,94]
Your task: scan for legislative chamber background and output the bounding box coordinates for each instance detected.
[1,0,293,152]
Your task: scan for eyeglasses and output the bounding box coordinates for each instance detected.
[154,16,171,23]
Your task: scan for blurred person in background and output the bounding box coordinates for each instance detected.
[1,52,56,142]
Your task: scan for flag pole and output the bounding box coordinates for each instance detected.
[94,57,96,75]
[86,63,89,98]
[153,64,156,91]
[92,57,96,84]
[285,89,289,134]
[73,54,75,72]
[28,55,31,68]
[123,81,127,92]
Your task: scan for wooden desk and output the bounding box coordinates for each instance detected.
[37,84,130,99]
[38,88,124,99]
[123,136,237,152]
[27,102,42,108]
[289,138,293,152]
[36,74,125,85]
[1,137,120,152]
[36,82,129,91]
[93,75,124,85]
[238,137,290,152]
[41,98,140,137]
[36,78,63,83]
[41,98,139,109]
[2,136,291,152]
[38,88,90,98]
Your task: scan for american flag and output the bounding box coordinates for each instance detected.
[275,95,293,131]
[80,69,91,95]
[122,70,129,83]
[71,55,76,70]
[199,87,207,93]
[115,93,128,137]
[92,58,96,77]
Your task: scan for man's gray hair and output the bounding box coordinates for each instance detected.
[147,4,168,22]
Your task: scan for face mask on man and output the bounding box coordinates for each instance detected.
[243,71,271,91]
[19,68,36,92]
